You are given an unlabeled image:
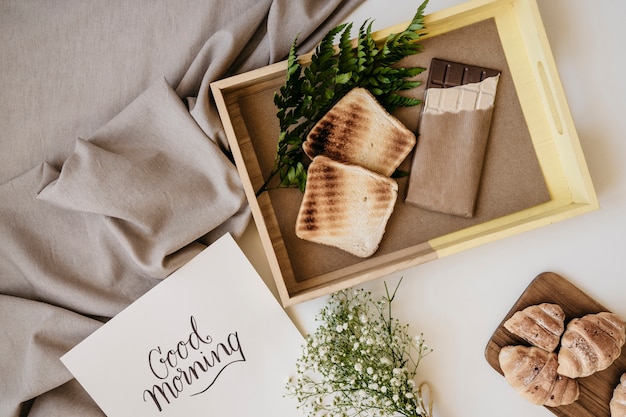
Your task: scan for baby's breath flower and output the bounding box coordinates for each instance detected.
[285,280,433,417]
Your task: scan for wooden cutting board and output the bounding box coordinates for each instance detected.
[485,271,626,417]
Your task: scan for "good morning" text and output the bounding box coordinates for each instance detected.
[142,315,245,412]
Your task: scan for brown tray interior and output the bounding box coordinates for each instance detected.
[236,18,551,293]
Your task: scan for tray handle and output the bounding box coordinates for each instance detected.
[537,60,564,136]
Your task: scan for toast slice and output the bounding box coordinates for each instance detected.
[302,87,416,177]
[295,155,398,258]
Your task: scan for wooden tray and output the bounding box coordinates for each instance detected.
[211,0,599,307]
[485,272,626,417]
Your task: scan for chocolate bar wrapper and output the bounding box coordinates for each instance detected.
[406,59,500,217]
[405,105,494,217]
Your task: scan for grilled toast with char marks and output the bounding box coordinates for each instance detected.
[295,155,398,258]
[303,87,416,176]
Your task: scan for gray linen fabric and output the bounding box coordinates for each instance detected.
[0,0,363,415]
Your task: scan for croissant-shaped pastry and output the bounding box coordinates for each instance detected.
[499,345,579,406]
[504,303,565,352]
[611,373,626,417]
[557,311,626,378]
[544,373,580,407]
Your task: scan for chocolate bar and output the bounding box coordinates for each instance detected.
[406,59,501,218]
[426,58,500,89]
[423,74,499,114]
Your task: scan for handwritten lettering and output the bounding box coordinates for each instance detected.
[142,316,245,412]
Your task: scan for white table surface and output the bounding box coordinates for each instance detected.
[238,1,626,416]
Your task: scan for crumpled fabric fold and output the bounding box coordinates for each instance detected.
[0,0,364,415]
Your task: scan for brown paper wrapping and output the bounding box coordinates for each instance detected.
[406,106,495,217]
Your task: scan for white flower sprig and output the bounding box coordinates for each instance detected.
[286,280,433,417]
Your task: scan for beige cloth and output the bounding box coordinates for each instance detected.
[0,1,363,416]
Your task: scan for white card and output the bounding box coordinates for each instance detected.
[61,233,303,416]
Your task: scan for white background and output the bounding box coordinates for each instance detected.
[238,1,626,416]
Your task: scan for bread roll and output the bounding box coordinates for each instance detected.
[504,303,565,352]
[295,156,397,258]
[499,345,579,406]
[544,373,579,407]
[302,87,416,177]
[557,311,626,378]
[611,373,626,417]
